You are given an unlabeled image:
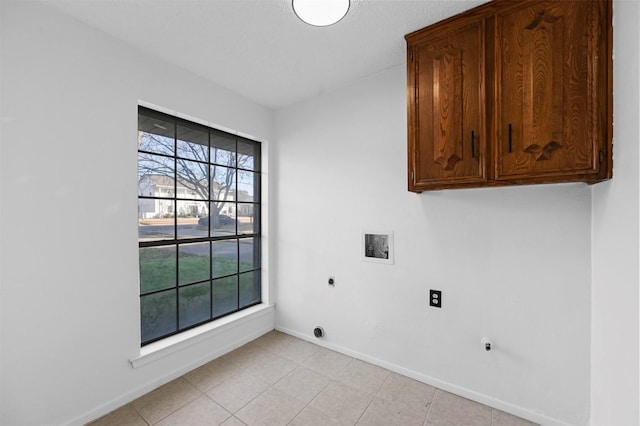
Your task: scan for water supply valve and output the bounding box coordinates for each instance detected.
[482,338,493,352]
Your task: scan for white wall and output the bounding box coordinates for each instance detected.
[591,1,640,425]
[274,2,640,424]
[0,2,274,425]
[274,65,592,424]
[1,1,638,425]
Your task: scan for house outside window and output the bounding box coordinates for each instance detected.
[137,106,261,345]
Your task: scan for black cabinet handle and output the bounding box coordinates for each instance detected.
[508,124,513,153]
[471,131,475,158]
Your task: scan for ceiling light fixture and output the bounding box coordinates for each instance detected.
[293,0,350,27]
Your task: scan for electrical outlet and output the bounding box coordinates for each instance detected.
[430,290,442,308]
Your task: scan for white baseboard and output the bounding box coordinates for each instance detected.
[276,325,570,426]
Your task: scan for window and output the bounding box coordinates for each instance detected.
[137,106,261,345]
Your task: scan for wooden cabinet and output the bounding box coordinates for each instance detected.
[408,15,486,188]
[406,0,612,192]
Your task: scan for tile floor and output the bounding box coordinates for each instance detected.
[89,331,538,426]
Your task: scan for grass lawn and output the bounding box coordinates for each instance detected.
[139,246,259,343]
[139,246,251,293]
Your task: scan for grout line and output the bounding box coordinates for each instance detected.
[284,361,336,425]
[210,333,314,423]
[156,381,204,425]
[423,389,435,426]
[205,369,270,417]
[352,392,375,426]
[129,403,151,426]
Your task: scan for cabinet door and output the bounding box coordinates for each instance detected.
[495,1,604,181]
[408,18,485,191]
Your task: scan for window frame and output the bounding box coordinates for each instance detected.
[137,106,262,346]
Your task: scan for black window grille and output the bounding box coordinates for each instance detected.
[137,106,261,346]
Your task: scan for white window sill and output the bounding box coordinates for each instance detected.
[129,304,274,368]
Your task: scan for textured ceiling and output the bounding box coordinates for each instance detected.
[48,0,489,109]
